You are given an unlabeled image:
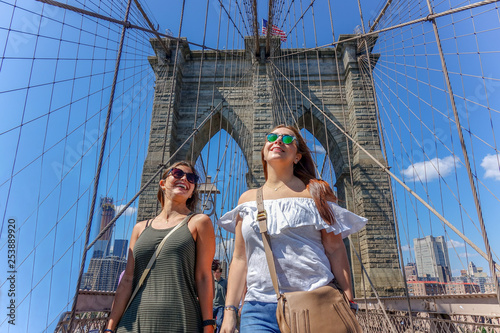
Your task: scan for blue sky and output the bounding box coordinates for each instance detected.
[1,0,499,332]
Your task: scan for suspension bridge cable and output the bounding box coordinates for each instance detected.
[270,59,500,271]
[356,2,415,329]
[425,0,499,300]
[270,0,500,60]
[0,64,154,248]
[189,0,211,161]
[372,69,492,241]
[85,64,256,252]
[371,57,500,182]
[3,1,500,330]
[68,1,133,327]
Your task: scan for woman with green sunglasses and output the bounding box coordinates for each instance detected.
[219,125,367,333]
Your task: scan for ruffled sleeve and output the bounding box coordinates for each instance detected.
[217,203,254,233]
[328,202,368,238]
[259,198,367,238]
[217,198,367,239]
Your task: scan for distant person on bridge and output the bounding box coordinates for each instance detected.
[105,161,216,333]
[212,259,227,333]
[218,125,367,333]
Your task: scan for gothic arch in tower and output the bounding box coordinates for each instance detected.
[139,36,404,297]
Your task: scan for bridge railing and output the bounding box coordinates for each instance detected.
[357,311,500,332]
[55,292,500,332]
[54,291,113,332]
[356,293,500,332]
[54,311,109,333]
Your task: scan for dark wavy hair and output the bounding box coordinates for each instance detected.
[157,161,200,212]
[261,125,337,225]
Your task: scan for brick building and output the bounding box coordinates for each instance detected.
[407,281,479,296]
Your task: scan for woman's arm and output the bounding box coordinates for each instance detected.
[194,214,216,333]
[321,229,354,301]
[105,222,144,331]
[220,214,247,333]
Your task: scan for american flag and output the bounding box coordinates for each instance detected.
[262,19,287,42]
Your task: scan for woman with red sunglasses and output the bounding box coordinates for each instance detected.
[219,125,367,333]
[106,161,216,333]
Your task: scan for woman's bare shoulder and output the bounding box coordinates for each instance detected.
[191,213,212,226]
[134,219,150,230]
[238,189,258,205]
[130,219,149,240]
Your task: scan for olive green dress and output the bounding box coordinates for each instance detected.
[116,217,202,332]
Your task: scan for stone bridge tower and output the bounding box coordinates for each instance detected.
[137,36,404,297]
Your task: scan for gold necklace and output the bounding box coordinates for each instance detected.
[158,213,183,227]
[265,181,287,191]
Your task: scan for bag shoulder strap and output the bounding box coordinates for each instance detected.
[256,187,280,299]
[124,212,195,312]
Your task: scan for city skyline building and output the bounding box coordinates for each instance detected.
[113,239,128,259]
[93,197,116,258]
[466,261,489,293]
[407,281,480,296]
[80,254,127,291]
[468,261,477,276]
[404,262,418,282]
[414,235,452,282]
[80,197,127,292]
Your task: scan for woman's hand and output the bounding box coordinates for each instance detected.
[219,309,237,333]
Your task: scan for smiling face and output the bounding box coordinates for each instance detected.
[260,125,317,181]
[157,161,199,211]
[168,165,195,188]
[262,127,302,167]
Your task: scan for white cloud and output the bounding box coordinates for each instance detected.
[459,252,479,258]
[447,239,465,249]
[401,156,460,181]
[114,205,137,216]
[312,144,326,155]
[481,154,500,181]
[401,244,411,251]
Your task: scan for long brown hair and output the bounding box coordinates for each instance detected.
[157,161,200,212]
[261,125,337,225]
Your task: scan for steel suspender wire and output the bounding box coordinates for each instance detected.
[190,0,211,161]
[425,0,499,302]
[325,0,361,305]
[270,60,500,272]
[68,0,133,328]
[86,63,256,251]
[270,0,500,60]
[371,57,500,203]
[371,69,495,250]
[357,2,415,330]
[310,3,333,182]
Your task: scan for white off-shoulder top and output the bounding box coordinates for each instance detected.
[217,197,368,303]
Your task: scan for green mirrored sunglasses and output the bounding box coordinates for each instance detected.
[266,133,296,145]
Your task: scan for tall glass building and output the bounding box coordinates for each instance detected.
[413,235,451,282]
